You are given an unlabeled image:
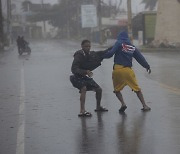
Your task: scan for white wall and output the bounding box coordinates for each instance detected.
[155,0,180,44]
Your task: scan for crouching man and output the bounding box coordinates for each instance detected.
[70,40,112,117]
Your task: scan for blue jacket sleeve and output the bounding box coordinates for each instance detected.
[103,41,120,58]
[133,48,150,69]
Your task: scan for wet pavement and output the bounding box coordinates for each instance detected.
[0,40,180,154]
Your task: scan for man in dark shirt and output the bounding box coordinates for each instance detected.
[70,40,112,117]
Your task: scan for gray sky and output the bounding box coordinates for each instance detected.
[30,0,146,13]
[104,0,146,13]
[30,0,58,4]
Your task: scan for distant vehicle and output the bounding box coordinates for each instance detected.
[18,42,31,55]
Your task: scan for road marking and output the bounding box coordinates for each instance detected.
[16,64,25,154]
[159,83,180,95]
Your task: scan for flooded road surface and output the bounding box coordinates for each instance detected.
[0,40,180,154]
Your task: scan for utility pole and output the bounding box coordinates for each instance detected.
[127,0,133,42]
[66,0,70,39]
[98,0,102,44]
[0,0,4,49]
[7,0,12,45]
[41,0,46,37]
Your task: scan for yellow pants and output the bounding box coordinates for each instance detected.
[112,64,141,92]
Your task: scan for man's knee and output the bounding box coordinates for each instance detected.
[134,90,141,94]
[80,86,87,93]
[114,91,121,96]
[95,87,102,93]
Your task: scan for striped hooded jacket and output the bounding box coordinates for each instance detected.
[103,31,150,69]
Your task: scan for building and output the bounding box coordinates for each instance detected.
[155,0,180,47]
[10,0,57,39]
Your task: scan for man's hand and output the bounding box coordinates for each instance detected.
[146,68,151,74]
[87,70,93,77]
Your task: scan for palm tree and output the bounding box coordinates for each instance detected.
[141,0,157,10]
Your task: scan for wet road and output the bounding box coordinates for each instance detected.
[0,40,180,154]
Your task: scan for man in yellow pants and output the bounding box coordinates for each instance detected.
[103,31,151,112]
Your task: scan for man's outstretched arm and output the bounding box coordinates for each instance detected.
[133,48,151,73]
[103,42,120,58]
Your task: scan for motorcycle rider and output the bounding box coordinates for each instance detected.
[20,36,28,50]
[17,36,31,55]
[16,36,21,52]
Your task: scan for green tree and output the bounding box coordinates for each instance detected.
[141,0,157,10]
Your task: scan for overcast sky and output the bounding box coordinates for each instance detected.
[30,0,58,4]
[30,0,146,14]
[104,0,146,13]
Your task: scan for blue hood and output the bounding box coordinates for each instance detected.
[117,31,131,43]
[103,31,150,69]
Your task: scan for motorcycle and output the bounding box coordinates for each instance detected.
[18,42,31,55]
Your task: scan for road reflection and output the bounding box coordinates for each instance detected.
[18,54,30,61]
[117,112,148,154]
[77,113,106,154]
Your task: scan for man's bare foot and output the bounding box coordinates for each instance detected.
[141,106,151,111]
[119,105,127,112]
